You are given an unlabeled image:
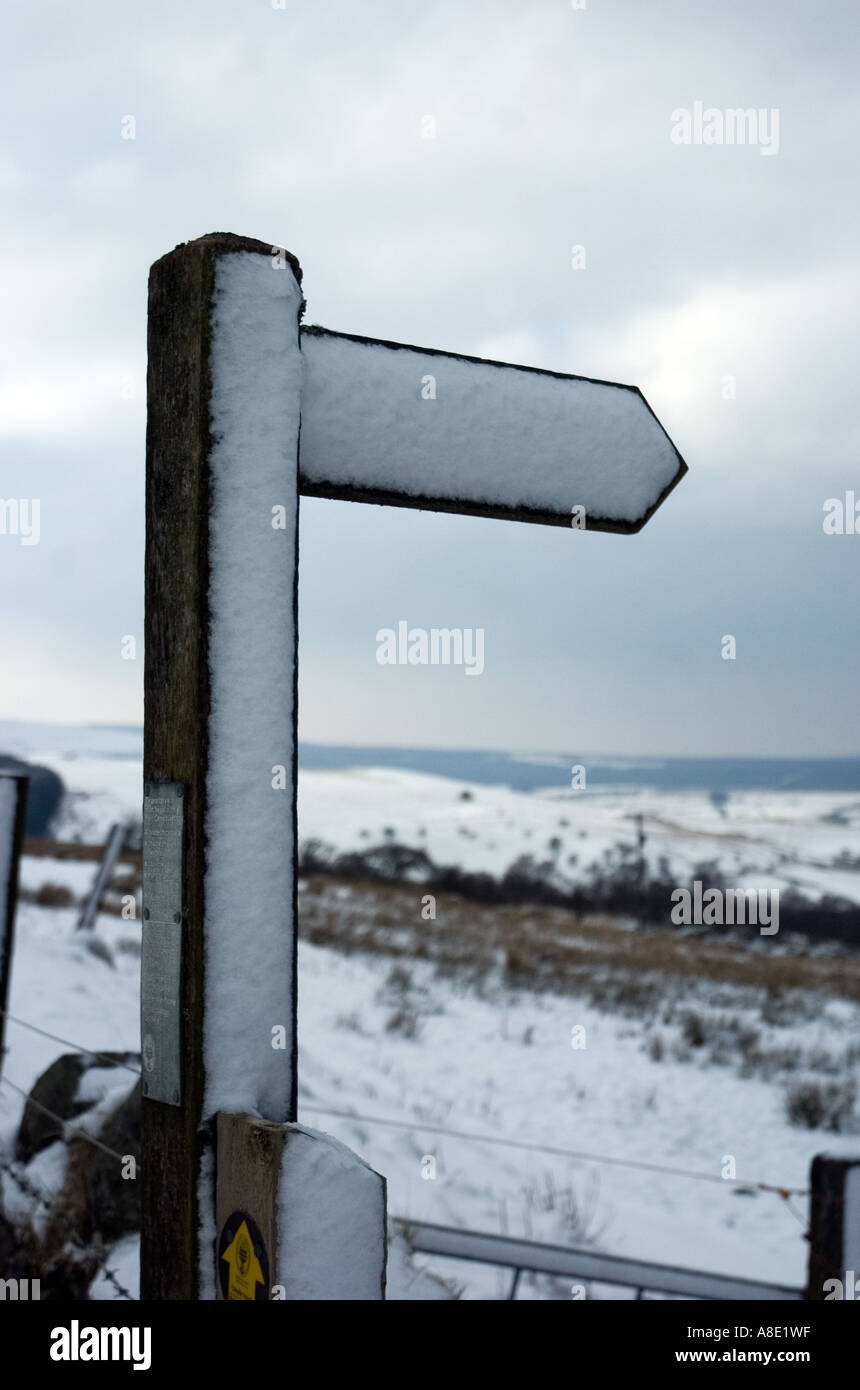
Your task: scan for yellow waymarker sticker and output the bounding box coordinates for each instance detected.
[220,1216,267,1300]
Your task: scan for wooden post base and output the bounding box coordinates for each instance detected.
[215,1113,387,1300]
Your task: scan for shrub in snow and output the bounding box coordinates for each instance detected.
[784,1077,856,1132]
[648,1032,664,1062]
[521,1170,604,1246]
[385,1006,422,1040]
[10,1052,141,1298]
[680,1011,706,1048]
[33,881,76,908]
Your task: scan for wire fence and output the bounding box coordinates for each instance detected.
[0,1008,138,1300]
[0,1004,811,1302]
[0,1155,134,1300]
[299,1099,810,1205]
[0,1009,140,1075]
[0,1004,809,1208]
[0,1074,130,1163]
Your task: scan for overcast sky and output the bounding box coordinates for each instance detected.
[1,0,857,755]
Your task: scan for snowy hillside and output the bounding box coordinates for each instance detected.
[3,718,860,913]
[2,888,858,1300]
[297,767,860,911]
[0,724,857,1299]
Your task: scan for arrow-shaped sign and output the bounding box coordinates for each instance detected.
[219,1215,268,1301]
[299,327,686,532]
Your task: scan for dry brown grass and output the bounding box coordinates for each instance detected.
[19,882,78,908]
[297,873,860,1005]
[22,836,141,868]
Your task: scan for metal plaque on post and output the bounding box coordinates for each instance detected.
[141,782,185,1105]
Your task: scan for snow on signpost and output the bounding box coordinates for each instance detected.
[298,327,685,530]
[142,233,687,1301]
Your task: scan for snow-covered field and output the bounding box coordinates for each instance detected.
[4,715,860,910]
[298,766,860,909]
[2,894,858,1300]
[1,722,859,1300]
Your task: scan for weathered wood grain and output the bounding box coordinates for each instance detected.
[143,233,302,1300]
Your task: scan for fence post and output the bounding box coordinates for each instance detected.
[806,1154,860,1299]
[0,773,28,1083]
[215,1113,386,1300]
[76,822,125,931]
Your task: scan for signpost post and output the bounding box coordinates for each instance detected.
[142,232,687,1299]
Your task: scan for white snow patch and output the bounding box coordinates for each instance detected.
[1,894,858,1299]
[299,331,681,523]
[90,1235,140,1301]
[276,1123,386,1299]
[74,1066,135,1114]
[204,250,303,1123]
[46,754,142,843]
[385,1231,457,1299]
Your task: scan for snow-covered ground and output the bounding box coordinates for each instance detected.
[1,722,859,1300]
[2,895,858,1300]
[297,766,860,908]
[5,720,860,909]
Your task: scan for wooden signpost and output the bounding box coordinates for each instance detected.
[142,232,687,1299]
[0,773,28,1084]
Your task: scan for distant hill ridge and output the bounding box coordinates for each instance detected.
[299,745,860,794]
[1,721,859,794]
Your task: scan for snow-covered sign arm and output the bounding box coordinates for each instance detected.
[299,327,687,533]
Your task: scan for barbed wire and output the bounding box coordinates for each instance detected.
[0,1154,134,1300]
[1,1005,809,1208]
[0,1075,130,1164]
